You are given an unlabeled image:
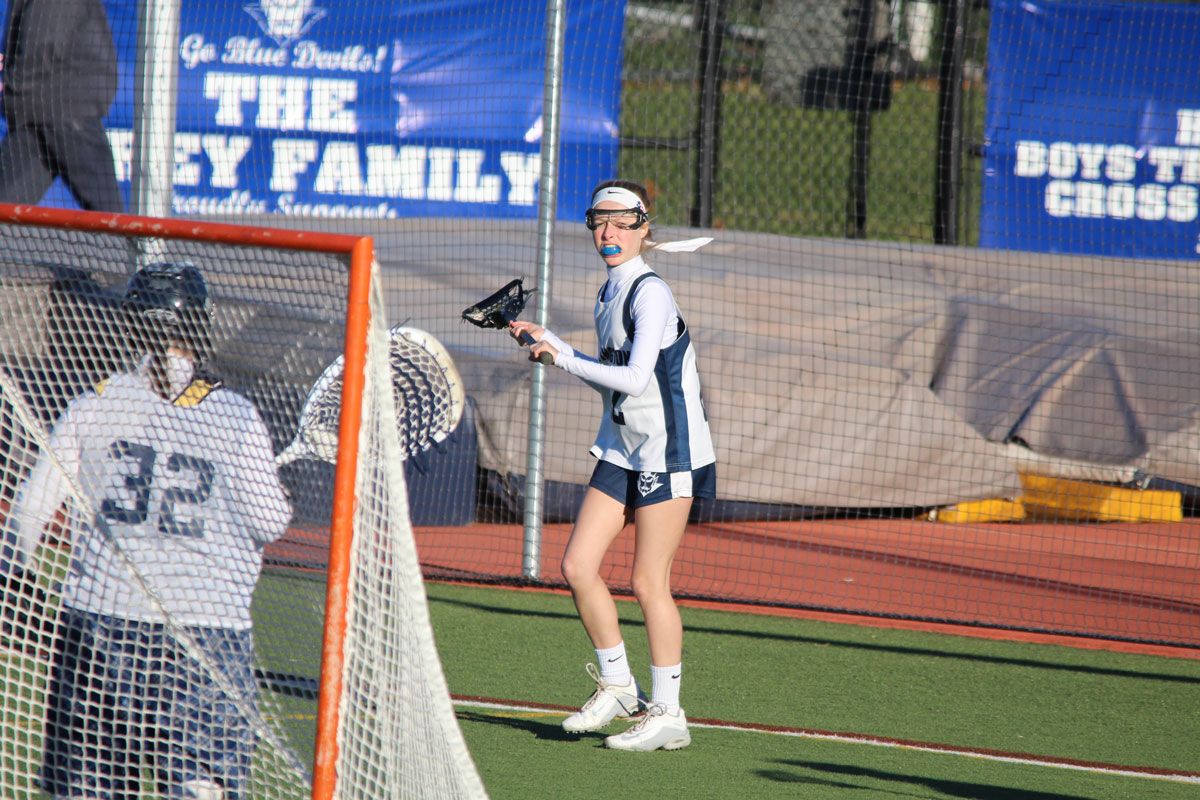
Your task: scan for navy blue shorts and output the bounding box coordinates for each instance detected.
[42,609,259,800]
[588,460,716,509]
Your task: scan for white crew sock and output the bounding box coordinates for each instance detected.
[651,663,682,714]
[595,642,631,685]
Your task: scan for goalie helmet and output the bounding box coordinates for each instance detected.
[121,262,213,363]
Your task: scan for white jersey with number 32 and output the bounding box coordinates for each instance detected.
[9,368,292,630]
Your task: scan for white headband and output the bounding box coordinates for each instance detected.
[589,185,714,253]
[590,186,646,212]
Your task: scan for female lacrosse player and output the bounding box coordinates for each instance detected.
[509,180,715,751]
[4,263,291,799]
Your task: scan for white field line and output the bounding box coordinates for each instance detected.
[453,696,1200,786]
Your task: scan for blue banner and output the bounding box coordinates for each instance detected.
[3,0,625,220]
[982,0,1200,260]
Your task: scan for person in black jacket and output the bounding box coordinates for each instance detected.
[0,0,124,211]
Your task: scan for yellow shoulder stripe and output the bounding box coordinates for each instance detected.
[175,380,216,407]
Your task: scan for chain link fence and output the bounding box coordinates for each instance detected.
[618,0,989,244]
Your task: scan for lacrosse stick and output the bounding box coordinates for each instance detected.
[276,326,465,466]
[461,278,553,364]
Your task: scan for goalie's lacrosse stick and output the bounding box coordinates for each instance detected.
[276,326,465,466]
[461,278,553,364]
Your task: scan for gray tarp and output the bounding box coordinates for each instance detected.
[329,219,1200,510]
[12,215,1198,510]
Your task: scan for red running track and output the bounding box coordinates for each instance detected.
[267,517,1200,654]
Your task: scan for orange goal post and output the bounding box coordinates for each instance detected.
[0,204,484,799]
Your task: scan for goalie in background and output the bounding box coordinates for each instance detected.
[509,180,716,752]
[2,263,291,799]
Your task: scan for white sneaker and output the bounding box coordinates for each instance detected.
[562,662,647,732]
[604,703,691,751]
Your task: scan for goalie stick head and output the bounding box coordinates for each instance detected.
[122,262,214,363]
[276,326,464,467]
[460,278,535,330]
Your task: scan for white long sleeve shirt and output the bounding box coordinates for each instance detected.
[7,360,291,629]
[543,256,715,472]
[544,257,678,395]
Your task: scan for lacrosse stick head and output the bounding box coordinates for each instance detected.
[275,350,346,466]
[461,279,535,330]
[386,326,465,458]
[276,326,464,467]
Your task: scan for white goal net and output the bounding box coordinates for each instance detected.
[0,209,484,799]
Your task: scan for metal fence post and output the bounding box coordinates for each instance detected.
[690,0,727,229]
[522,0,566,580]
[935,0,967,245]
[131,0,179,219]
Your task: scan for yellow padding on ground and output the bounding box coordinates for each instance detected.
[1019,474,1182,522]
[929,498,1026,523]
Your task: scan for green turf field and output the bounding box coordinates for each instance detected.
[425,581,1200,800]
[5,576,1198,798]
